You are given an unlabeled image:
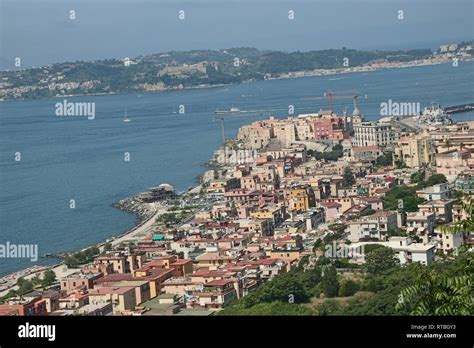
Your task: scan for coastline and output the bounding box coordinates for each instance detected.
[2,56,472,103]
[0,188,184,297]
[1,57,472,295]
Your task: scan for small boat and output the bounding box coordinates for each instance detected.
[214,106,241,115]
[123,109,131,122]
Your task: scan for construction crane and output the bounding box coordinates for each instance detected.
[212,107,276,144]
[212,110,270,144]
[301,89,368,114]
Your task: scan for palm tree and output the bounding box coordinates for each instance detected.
[396,268,473,315]
[442,194,474,233]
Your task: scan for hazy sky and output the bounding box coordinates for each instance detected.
[1,0,473,69]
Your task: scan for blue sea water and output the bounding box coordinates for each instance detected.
[0,61,473,275]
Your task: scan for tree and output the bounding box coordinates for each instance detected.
[410,170,424,184]
[342,167,355,188]
[375,151,393,167]
[41,269,57,287]
[382,185,425,212]
[441,194,473,234]
[363,246,400,275]
[417,174,447,189]
[218,301,312,316]
[321,265,339,298]
[17,278,33,294]
[396,268,473,315]
[65,255,79,268]
[103,242,113,252]
[338,279,359,297]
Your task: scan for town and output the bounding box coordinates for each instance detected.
[0,99,472,316]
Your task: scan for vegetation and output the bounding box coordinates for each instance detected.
[374,151,393,167]
[382,185,425,212]
[363,246,400,275]
[310,144,344,162]
[64,246,100,268]
[396,268,473,315]
[218,301,313,316]
[338,279,359,297]
[321,265,339,297]
[395,194,474,315]
[41,269,57,288]
[157,212,186,227]
[411,172,447,189]
[2,47,435,100]
[441,194,473,233]
[342,167,355,188]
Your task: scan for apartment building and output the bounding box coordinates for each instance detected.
[60,272,103,293]
[346,210,398,242]
[406,211,436,239]
[393,133,433,168]
[352,122,397,147]
[351,237,435,265]
[416,183,450,201]
[417,199,454,223]
[351,146,383,162]
[434,228,467,254]
[88,286,137,313]
[435,149,474,179]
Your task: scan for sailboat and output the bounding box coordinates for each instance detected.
[123,109,131,122]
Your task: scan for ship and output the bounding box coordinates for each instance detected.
[416,104,452,125]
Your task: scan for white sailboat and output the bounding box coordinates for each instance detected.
[123,109,131,122]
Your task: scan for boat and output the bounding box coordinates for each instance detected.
[214,106,241,115]
[123,109,131,122]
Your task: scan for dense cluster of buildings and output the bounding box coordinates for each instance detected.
[1,104,473,317]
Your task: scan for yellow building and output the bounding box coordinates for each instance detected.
[270,250,302,262]
[286,187,315,213]
[393,132,433,168]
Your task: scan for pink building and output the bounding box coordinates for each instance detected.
[435,149,474,178]
[313,117,345,141]
[319,201,342,222]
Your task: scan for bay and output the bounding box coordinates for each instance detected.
[0,61,473,275]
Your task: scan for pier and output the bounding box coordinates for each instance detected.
[444,103,474,114]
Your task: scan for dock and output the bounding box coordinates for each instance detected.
[444,103,474,114]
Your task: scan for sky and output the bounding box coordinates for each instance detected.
[0,0,473,69]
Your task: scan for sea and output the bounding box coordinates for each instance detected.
[0,61,473,276]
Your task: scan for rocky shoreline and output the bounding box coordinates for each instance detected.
[113,196,158,221]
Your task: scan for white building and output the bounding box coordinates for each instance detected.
[406,211,436,241]
[351,237,436,265]
[352,122,397,147]
[434,227,467,254]
[416,183,450,201]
